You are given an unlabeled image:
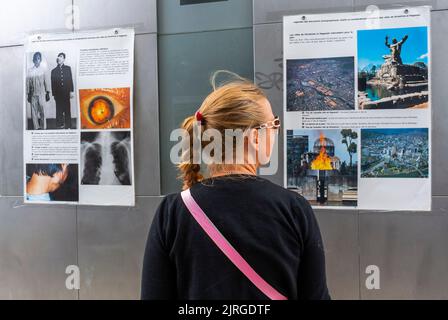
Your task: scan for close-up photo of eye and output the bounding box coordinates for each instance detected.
[79,87,131,129]
[89,96,114,125]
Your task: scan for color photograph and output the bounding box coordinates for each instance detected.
[79,87,131,129]
[25,51,78,130]
[361,128,429,178]
[25,163,79,202]
[286,57,355,111]
[81,131,132,185]
[358,26,429,110]
[287,129,358,207]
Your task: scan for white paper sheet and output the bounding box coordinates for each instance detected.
[23,28,135,206]
[283,7,431,211]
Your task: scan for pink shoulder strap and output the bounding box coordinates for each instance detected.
[181,189,287,300]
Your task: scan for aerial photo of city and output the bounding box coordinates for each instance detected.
[361,128,429,178]
[286,57,355,111]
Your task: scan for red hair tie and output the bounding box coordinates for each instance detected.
[195,111,205,124]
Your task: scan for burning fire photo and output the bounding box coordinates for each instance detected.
[287,129,359,207]
[311,133,334,171]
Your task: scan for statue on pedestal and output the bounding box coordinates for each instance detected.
[383,35,408,65]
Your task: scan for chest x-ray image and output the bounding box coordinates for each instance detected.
[81,131,132,185]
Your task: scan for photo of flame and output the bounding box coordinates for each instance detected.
[80,87,131,129]
[311,133,333,170]
[287,129,358,207]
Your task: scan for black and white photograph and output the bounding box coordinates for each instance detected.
[81,131,132,186]
[25,50,78,130]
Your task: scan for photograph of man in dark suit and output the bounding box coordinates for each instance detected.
[51,53,74,129]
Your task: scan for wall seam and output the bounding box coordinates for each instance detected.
[76,205,80,300]
[157,26,253,37]
[354,0,362,301]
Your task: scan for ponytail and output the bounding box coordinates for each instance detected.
[178,116,203,190]
[177,71,268,190]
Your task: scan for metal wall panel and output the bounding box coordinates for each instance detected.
[431,10,448,196]
[253,23,283,187]
[77,196,162,299]
[0,0,72,47]
[74,0,157,34]
[356,10,448,300]
[314,209,360,299]
[353,0,446,11]
[159,28,255,194]
[253,0,354,25]
[0,197,77,299]
[359,197,448,299]
[0,0,161,301]
[0,0,446,301]
[134,33,161,196]
[0,45,24,196]
[158,0,252,34]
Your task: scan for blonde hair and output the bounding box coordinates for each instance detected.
[178,71,268,190]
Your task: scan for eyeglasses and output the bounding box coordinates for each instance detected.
[254,116,281,130]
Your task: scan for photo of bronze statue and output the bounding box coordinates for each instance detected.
[357,27,429,110]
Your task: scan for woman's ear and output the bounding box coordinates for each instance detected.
[252,128,259,145]
[246,128,259,150]
[245,128,259,165]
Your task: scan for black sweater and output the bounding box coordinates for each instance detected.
[141,175,330,300]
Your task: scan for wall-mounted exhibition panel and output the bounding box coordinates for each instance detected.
[73,0,157,34]
[0,0,72,47]
[0,197,77,299]
[283,7,431,211]
[77,196,162,299]
[0,35,161,198]
[158,0,252,34]
[23,29,136,206]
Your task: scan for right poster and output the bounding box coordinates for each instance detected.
[283,6,431,211]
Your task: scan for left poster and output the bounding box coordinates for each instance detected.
[23,29,135,206]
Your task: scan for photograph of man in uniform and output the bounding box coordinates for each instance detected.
[51,53,75,129]
[26,52,50,130]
